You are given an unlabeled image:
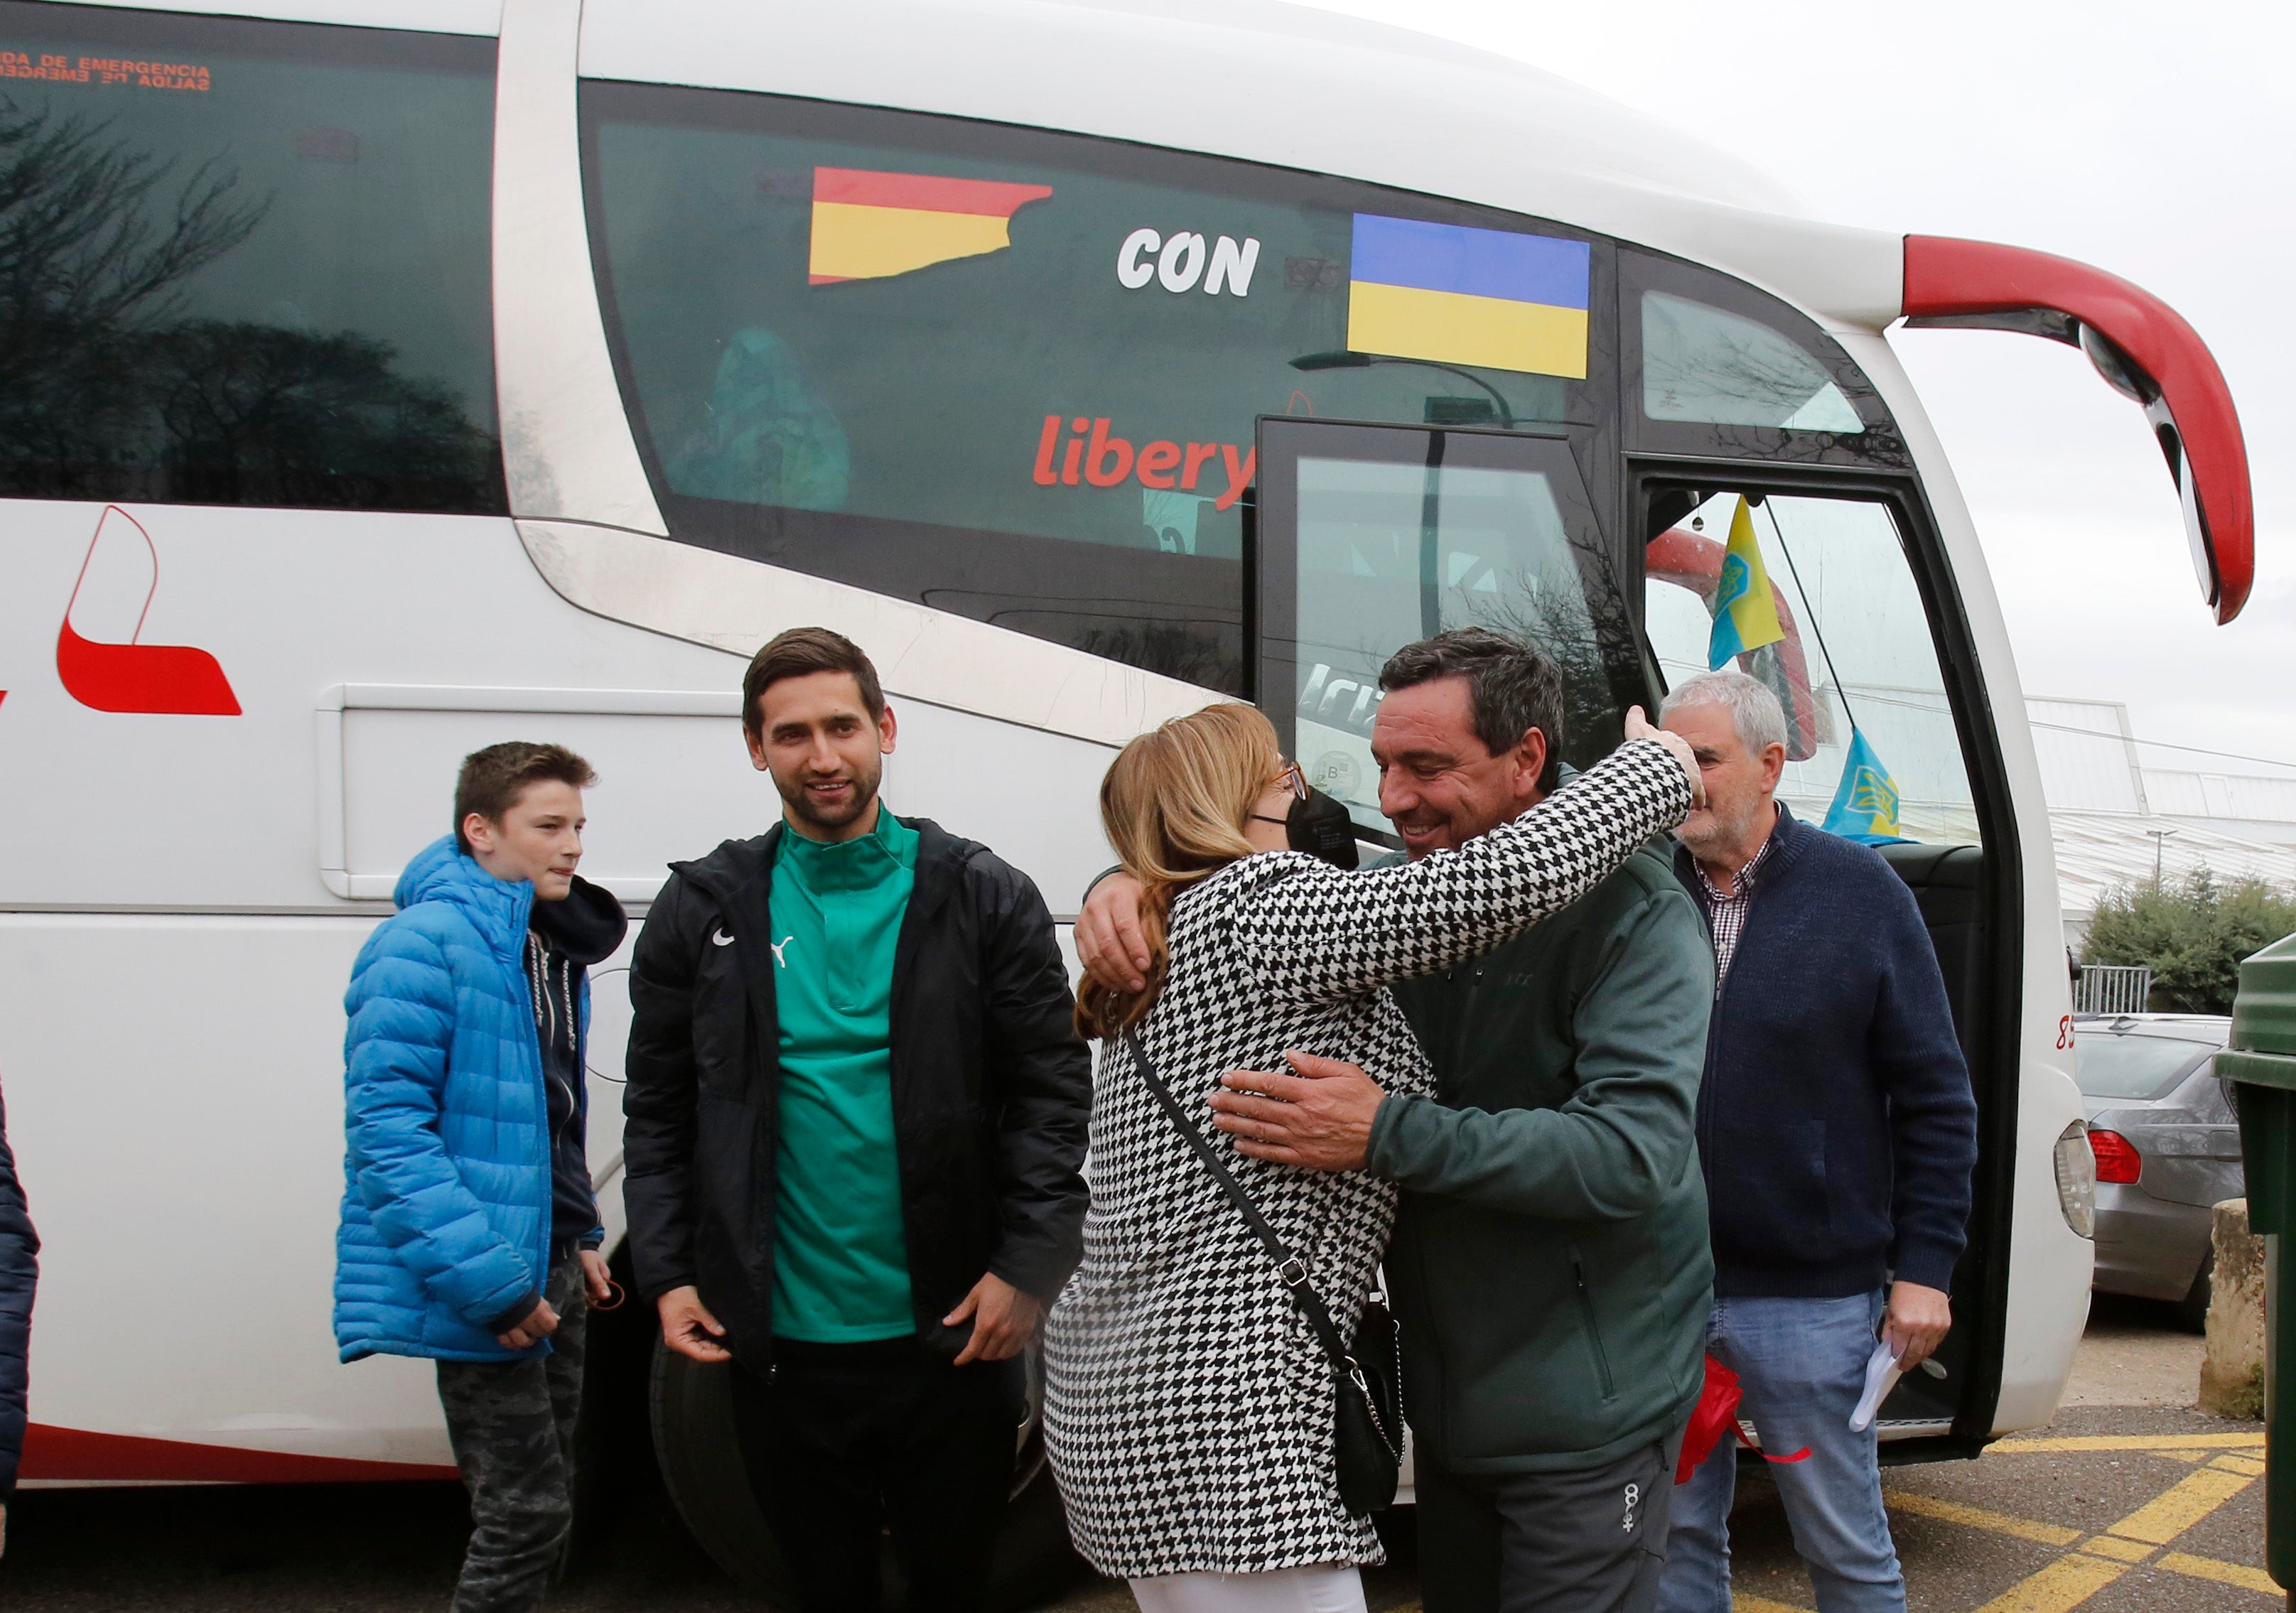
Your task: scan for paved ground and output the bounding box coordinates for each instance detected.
[0,1298,2270,1612]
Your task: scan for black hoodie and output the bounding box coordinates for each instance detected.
[525,875,628,1261]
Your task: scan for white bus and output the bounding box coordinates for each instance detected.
[0,0,2255,1597]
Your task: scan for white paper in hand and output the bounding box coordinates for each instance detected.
[1849,1339,1903,1433]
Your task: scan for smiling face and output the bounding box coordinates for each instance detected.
[748,669,898,841]
[1371,675,1547,858]
[463,780,586,900]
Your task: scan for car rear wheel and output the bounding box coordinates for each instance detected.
[648,1341,1077,1609]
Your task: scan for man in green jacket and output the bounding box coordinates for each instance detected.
[1077,627,1715,1612]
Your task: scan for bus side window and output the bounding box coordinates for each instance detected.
[1644,491,1980,848]
[1642,292,1863,433]
[1620,248,1907,473]
[0,5,502,514]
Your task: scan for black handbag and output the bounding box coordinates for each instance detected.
[1126,1032,1403,1515]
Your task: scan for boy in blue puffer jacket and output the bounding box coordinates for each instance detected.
[335,743,627,1613]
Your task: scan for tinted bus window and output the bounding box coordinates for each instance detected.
[1643,291,1863,432]
[0,4,501,513]
[1623,249,1906,470]
[581,85,1612,693]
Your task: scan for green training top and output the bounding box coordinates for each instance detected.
[767,806,919,1342]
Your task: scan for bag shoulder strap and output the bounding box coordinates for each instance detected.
[1125,1030,1356,1373]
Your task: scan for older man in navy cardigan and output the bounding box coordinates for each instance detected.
[1654,671,1977,1613]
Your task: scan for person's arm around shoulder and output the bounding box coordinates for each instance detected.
[345,919,542,1339]
[1075,867,1152,996]
[621,873,731,1363]
[1865,858,1978,1371]
[944,852,1092,1366]
[1221,876,1713,1207]
[1364,875,1711,1214]
[0,1084,37,1555]
[1231,721,1698,1005]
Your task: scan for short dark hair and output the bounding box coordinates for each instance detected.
[743,626,886,738]
[1379,627,1565,792]
[453,743,597,853]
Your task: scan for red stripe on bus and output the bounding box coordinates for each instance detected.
[20,1423,457,1484]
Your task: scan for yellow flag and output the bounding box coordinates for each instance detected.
[1708,497,1786,668]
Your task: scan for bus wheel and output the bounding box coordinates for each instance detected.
[647,1339,1079,1610]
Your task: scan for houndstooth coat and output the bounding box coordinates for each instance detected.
[1041,738,1693,1580]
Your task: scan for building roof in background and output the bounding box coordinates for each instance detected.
[2052,811,2296,922]
[2030,696,2296,921]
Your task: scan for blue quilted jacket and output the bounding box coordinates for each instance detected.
[333,836,583,1363]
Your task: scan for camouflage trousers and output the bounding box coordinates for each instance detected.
[436,1258,588,1613]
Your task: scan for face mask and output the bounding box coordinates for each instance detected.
[1288,784,1360,870]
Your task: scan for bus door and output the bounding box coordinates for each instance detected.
[1634,467,2017,1452]
[1251,415,1648,842]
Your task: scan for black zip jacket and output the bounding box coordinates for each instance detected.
[487,875,627,1334]
[622,816,1090,1366]
[0,1083,37,1498]
[530,878,628,1257]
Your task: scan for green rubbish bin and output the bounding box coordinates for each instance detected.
[2220,929,2296,1601]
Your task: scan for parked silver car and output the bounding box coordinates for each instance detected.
[2075,1013,2242,1329]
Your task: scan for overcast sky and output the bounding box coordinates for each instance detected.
[1303,0,2296,779]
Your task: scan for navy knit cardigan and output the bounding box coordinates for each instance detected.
[1675,806,1978,1298]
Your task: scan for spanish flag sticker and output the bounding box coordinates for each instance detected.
[809,167,1054,286]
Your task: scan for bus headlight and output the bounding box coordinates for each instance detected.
[2053,1121,2097,1239]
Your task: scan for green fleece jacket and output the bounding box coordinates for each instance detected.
[1368,839,1715,1475]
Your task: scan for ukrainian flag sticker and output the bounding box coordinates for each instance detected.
[1347,215,1590,379]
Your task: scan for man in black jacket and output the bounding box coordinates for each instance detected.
[623,627,1090,1613]
[0,1076,36,1558]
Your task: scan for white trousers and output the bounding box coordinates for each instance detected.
[1128,1563,1368,1613]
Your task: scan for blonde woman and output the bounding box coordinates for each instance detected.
[1042,701,1699,1613]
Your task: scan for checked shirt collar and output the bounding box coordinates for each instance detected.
[1690,807,1782,992]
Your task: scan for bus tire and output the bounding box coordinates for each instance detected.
[647,1339,1079,1610]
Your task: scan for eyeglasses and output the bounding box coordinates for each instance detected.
[1251,760,1309,831]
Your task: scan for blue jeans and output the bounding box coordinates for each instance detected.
[1656,1291,1904,1613]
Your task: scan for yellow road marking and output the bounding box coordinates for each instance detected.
[1884,1488,2081,1546]
[1991,1433,2264,1453]
[1971,1553,2128,1612]
[2213,1452,2269,1476]
[2155,1550,2283,1597]
[2157,1449,2212,1463]
[2077,1534,2152,1563]
[2107,1465,2255,1545]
